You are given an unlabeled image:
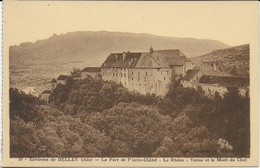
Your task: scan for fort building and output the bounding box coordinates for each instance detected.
[101,47,193,96]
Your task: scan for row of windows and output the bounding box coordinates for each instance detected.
[103,68,127,71]
[131,83,147,87]
[103,72,127,77]
[131,76,171,81]
[103,69,171,76]
[131,71,170,76]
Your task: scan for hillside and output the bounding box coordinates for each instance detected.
[10,31,230,66]
[9,31,230,90]
[190,44,250,77]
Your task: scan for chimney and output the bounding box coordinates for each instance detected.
[123,52,126,62]
[149,46,154,54]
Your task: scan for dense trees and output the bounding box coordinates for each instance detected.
[10,77,250,157]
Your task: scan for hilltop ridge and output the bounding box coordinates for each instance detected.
[10,31,230,66]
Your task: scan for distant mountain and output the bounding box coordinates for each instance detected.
[9,31,231,90]
[10,31,230,67]
[190,44,250,77]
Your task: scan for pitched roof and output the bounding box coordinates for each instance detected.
[166,56,190,66]
[199,62,231,76]
[101,49,190,68]
[135,52,170,68]
[41,90,51,94]
[183,70,201,81]
[101,52,142,68]
[51,79,57,83]
[81,67,101,72]
[199,75,249,88]
[154,49,185,58]
[57,75,70,80]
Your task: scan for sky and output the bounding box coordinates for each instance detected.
[4,1,258,47]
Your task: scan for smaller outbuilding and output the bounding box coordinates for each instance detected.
[81,67,101,80]
[57,75,70,85]
[181,69,203,88]
[40,90,51,103]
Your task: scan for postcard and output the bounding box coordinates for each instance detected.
[2,1,259,167]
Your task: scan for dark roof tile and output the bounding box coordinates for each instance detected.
[51,79,57,83]
[183,70,201,81]
[81,67,101,72]
[199,75,249,88]
[101,52,142,68]
[41,90,51,94]
[57,75,70,80]
[101,49,190,68]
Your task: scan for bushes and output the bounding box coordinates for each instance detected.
[10,77,250,157]
[10,88,43,123]
[53,79,158,115]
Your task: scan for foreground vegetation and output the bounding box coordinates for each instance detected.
[10,78,250,157]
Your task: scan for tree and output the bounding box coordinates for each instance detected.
[71,68,81,78]
[10,117,40,157]
[10,88,42,123]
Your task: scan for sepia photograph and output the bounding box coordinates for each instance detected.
[2,1,259,167]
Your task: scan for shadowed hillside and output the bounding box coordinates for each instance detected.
[191,44,249,77]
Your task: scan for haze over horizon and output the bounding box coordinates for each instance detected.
[5,1,258,47]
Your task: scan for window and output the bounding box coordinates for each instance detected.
[164,77,166,80]
[132,72,134,75]
[132,77,134,81]
[167,71,169,75]
[138,77,140,81]
[146,72,148,75]
[121,73,123,77]
[138,72,140,75]
[124,73,126,77]
[161,71,163,74]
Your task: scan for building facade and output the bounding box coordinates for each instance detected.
[182,73,249,98]
[40,90,51,103]
[22,87,40,97]
[101,47,193,96]
[81,67,101,80]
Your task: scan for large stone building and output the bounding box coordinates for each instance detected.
[101,47,193,96]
